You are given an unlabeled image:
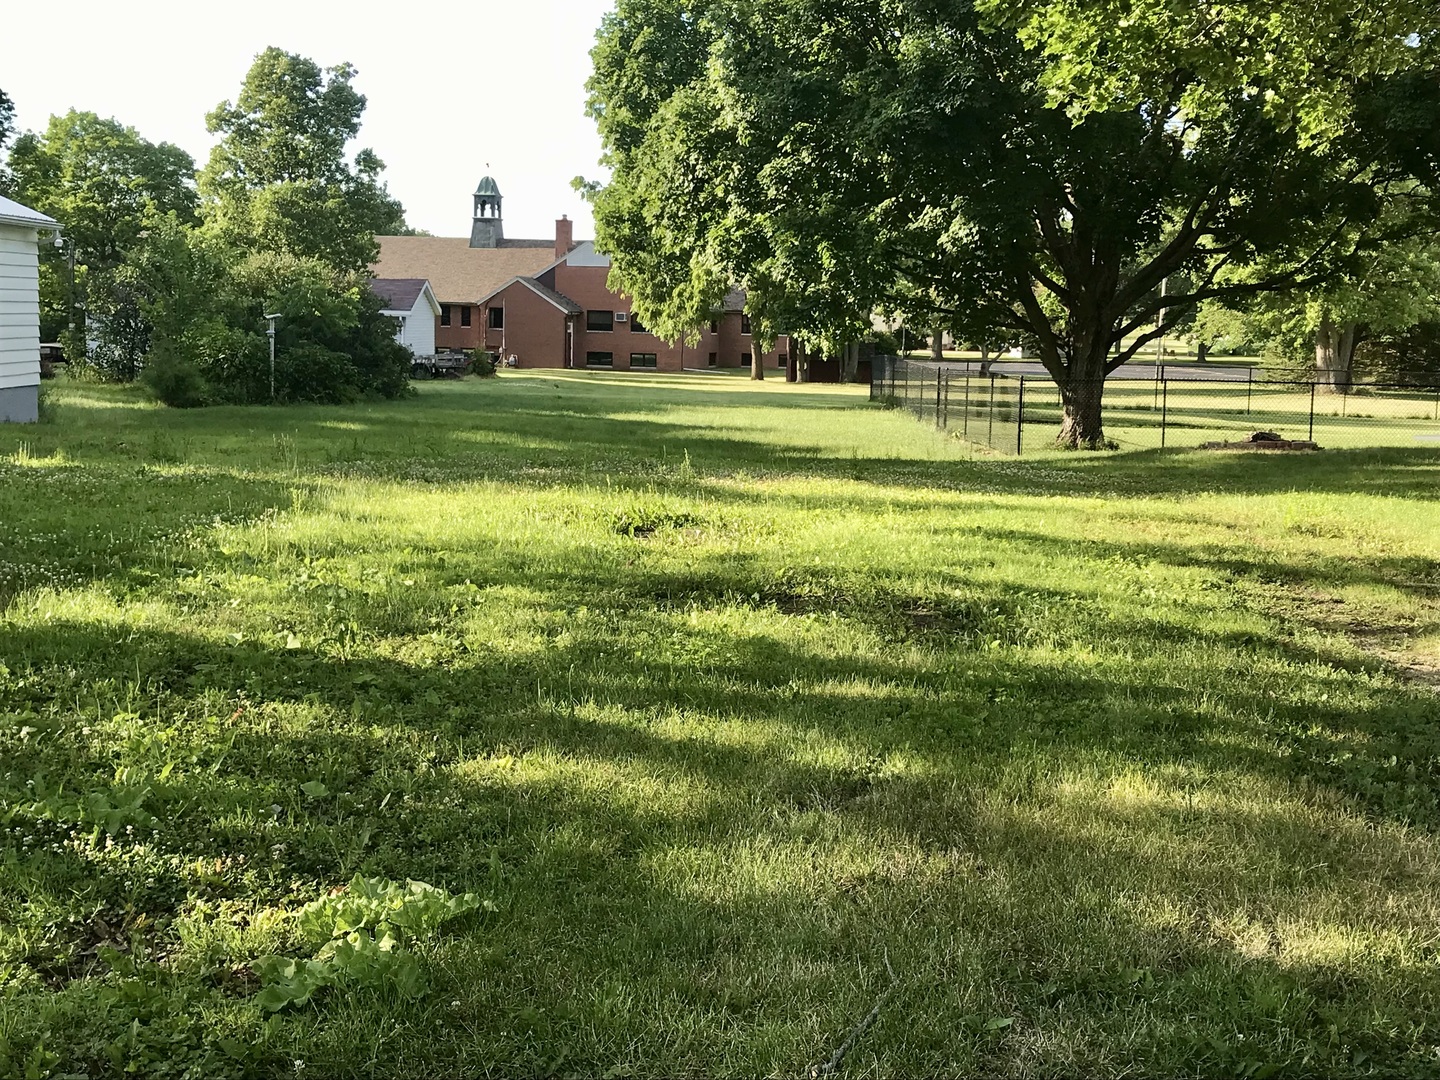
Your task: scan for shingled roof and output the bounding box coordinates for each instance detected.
[370,278,430,312]
[373,236,557,304]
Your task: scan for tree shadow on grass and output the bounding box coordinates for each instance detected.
[5,577,1440,1074]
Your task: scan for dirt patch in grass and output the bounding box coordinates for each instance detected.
[1261,582,1440,692]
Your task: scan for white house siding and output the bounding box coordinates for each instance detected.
[401,294,436,356]
[0,228,41,422]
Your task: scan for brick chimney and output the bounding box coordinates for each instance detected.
[555,215,574,259]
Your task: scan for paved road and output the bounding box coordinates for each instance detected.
[930,361,1256,382]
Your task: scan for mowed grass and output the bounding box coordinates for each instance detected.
[2,371,1439,1078]
[1019,380,1440,453]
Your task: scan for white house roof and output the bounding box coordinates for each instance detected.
[0,196,60,231]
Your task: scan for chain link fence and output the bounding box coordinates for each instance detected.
[871,356,1440,453]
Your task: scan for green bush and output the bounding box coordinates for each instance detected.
[142,352,211,408]
[470,350,499,377]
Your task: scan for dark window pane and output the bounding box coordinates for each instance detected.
[707,352,717,366]
[587,310,614,332]
[460,306,472,327]
[586,352,614,367]
[742,353,752,366]
[630,353,657,368]
[741,314,752,334]
[440,305,452,327]
[488,307,504,329]
[629,313,648,333]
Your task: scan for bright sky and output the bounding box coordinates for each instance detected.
[3,0,616,241]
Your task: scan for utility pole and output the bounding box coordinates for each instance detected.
[264,313,282,401]
[53,234,77,352]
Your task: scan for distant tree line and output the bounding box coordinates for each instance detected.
[1,49,412,406]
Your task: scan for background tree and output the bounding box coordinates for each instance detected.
[586,0,1440,446]
[199,49,406,273]
[7,110,196,358]
[0,88,14,193]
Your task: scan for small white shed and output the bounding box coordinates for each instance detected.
[371,278,441,356]
[0,196,60,423]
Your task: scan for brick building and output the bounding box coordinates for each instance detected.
[372,177,787,372]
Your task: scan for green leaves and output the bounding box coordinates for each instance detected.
[198,48,406,273]
[253,875,490,1012]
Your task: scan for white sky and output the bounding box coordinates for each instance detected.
[3,0,616,241]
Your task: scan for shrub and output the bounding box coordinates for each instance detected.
[142,352,211,408]
[470,350,499,377]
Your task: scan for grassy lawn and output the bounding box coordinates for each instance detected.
[2,371,1439,1078]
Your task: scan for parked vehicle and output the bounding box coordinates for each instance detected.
[409,352,473,380]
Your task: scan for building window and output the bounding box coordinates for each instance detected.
[488,306,504,330]
[629,313,648,334]
[630,353,657,368]
[460,306,472,327]
[779,353,789,369]
[709,320,718,334]
[440,304,452,327]
[742,353,752,366]
[741,314,752,335]
[586,351,614,367]
[587,310,614,332]
[708,352,717,367]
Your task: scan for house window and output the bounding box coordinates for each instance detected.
[630,353,657,368]
[586,351,614,367]
[741,314,752,335]
[587,310,614,332]
[440,305,452,327]
[742,353,752,366]
[629,313,648,333]
[709,320,718,334]
[708,352,717,367]
[488,306,504,330]
[460,306,472,327]
[779,353,789,369]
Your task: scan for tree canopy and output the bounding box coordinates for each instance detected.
[199,48,405,273]
[9,110,197,269]
[8,110,197,352]
[586,0,1440,445]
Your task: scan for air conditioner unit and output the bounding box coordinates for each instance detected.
[615,312,629,322]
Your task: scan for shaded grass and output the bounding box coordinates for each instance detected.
[1,371,1439,1077]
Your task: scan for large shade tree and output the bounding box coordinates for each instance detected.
[7,110,197,352]
[199,48,406,273]
[586,0,1440,446]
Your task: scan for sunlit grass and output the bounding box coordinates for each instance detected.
[1,372,1438,1076]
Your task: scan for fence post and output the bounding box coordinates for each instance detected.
[963,372,971,440]
[1017,377,1026,454]
[1309,382,1317,441]
[1247,369,1253,414]
[1434,388,1439,422]
[936,370,943,429]
[1161,379,1168,449]
[988,375,996,448]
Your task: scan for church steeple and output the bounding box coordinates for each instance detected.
[470,174,504,248]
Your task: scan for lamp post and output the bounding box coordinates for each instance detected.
[264,313,282,401]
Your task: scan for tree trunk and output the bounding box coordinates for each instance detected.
[1048,320,1113,449]
[1196,342,1209,363]
[751,347,765,380]
[1056,378,1107,449]
[1315,316,1358,392]
[979,344,992,376]
[930,325,944,362]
